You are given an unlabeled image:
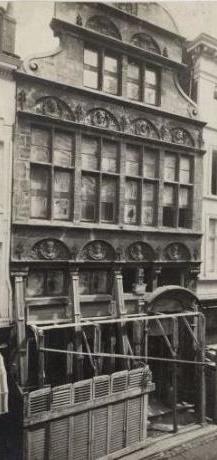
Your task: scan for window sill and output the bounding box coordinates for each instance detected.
[80,294,111,302]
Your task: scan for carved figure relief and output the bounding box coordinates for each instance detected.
[128,242,154,261]
[17,90,26,111]
[74,104,85,123]
[165,243,190,261]
[31,239,70,260]
[133,119,159,139]
[82,240,115,261]
[86,16,122,40]
[85,108,120,131]
[119,113,131,132]
[160,125,172,142]
[130,33,160,55]
[34,97,74,121]
[171,128,194,147]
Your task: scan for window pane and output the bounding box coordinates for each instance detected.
[124,180,139,224]
[126,145,140,175]
[53,132,73,167]
[180,156,191,183]
[104,56,118,73]
[143,149,157,178]
[54,171,72,220]
[208,220,217,272]
[31,127,50,162]
[179,187,190,207]
[104,75,118,94]
[128,63,140,80]
[84,48,98,67]
[101,177,116,222]
[102,140,118,172]
[83,69,98,89]
[164,153,176,181]
[79,271,109,294]
[26,271,45,297]
[212,151,217,195]
[163,184,175,205]
[144,87,157,105]
[30,167,49,218]
[47,271,64,296]
[143,182,155,225]
[127,82,140,100]
[146,69,157,85]
[81,136,99,170]
[81,175,97,221]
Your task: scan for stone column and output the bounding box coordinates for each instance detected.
[11,268,28,386]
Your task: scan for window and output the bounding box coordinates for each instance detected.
[211,151,217,195]
[79,270,110,294]
[125,145,158,225]
[30,126,74,220]
[163,152,193,228]
[81,135,119,223]
[84,47,119,95]
[207,219,217,273]
[26,269,66,297]
[127,61,159,105]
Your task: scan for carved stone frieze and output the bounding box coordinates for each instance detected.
[74,104,85,123]
[133,119,159,139]
[127,242,154,261]
[31,239,70,260]
[115,246,125,261]
[34,96,74,121]
[171,127,194,147]
[85,108,120,131]
[160,125,172,142]
[81,240,115,261]
[164,243,190,261]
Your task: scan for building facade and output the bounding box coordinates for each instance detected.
[10,2,207,458]
[187,34,217,344]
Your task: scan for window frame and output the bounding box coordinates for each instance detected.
[162,150,194,229]
[83,46,121,95]
[126,59,161,106]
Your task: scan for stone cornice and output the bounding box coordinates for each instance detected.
[187,34,217,62]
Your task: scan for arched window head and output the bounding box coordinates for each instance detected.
[131,33,161,55]
[86,16,122,40]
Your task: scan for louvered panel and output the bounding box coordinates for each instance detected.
[73,380,92,404]
[28,388,51,416]
[128,368,145,389]
[92,406,108,459]
[126,396,142,446]
[93,376,110,399]
[27,426,47,460]
[110,401,126,453]
[51,384,72,411]
[111,371,128,394]
[72,412,90,460]
[49,418,70,460]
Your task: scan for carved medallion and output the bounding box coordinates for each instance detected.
[31,239,69,260]
[82,241,115,261]
[172,128,194,147]
[165,243,190,261]
[128,242,154,261]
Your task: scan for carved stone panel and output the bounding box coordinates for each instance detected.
[31,239,70,260]
[85,108,120,131]
[34,97,74,121]
[127,242,154,261]
[132,119,159,139]
[81,240,115,261]
[164,243,190,261]
[171,128,194,147]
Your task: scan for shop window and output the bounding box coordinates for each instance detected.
[211,150,217,195]
[26,269,66,297]
[30,126,74,220]
[79,270,110,294]
[84,47,119,95]
[124,180,139,224]
[127,61,160,105]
